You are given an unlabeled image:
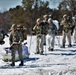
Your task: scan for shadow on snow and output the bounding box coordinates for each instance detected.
[0,57,39,69]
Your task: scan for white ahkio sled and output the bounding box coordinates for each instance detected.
[2,43,30,62]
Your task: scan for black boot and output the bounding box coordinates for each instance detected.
[43,43,46,45]
[40,51,44,55]
[68,44,72,47]
[50,48,54,51]
[35,51,39,54]
[48,47,53,51]
[19,61,24,66]
[61,44,65,48]
[10,62,15,66]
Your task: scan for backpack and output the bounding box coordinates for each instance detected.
[53,20,59,30]
[17,25,27,42]
[21,29,27,42]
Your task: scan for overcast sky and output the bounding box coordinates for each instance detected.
[0,0,61,12]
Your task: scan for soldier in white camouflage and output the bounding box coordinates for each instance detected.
[9,24,24,66]
[47,18,57,51]
[60,14,72,48]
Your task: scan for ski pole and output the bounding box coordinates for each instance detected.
[43,35,47,55]
[55,31,61,47]
[29,28,32,53]
[56,35,61,47]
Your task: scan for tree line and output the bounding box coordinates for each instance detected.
[0,0,76,34]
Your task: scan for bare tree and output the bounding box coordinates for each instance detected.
[58,0,76,16]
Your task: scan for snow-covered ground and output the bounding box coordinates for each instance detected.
[0,35,76,75]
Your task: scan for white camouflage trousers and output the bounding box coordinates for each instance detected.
[47,33,55,49]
